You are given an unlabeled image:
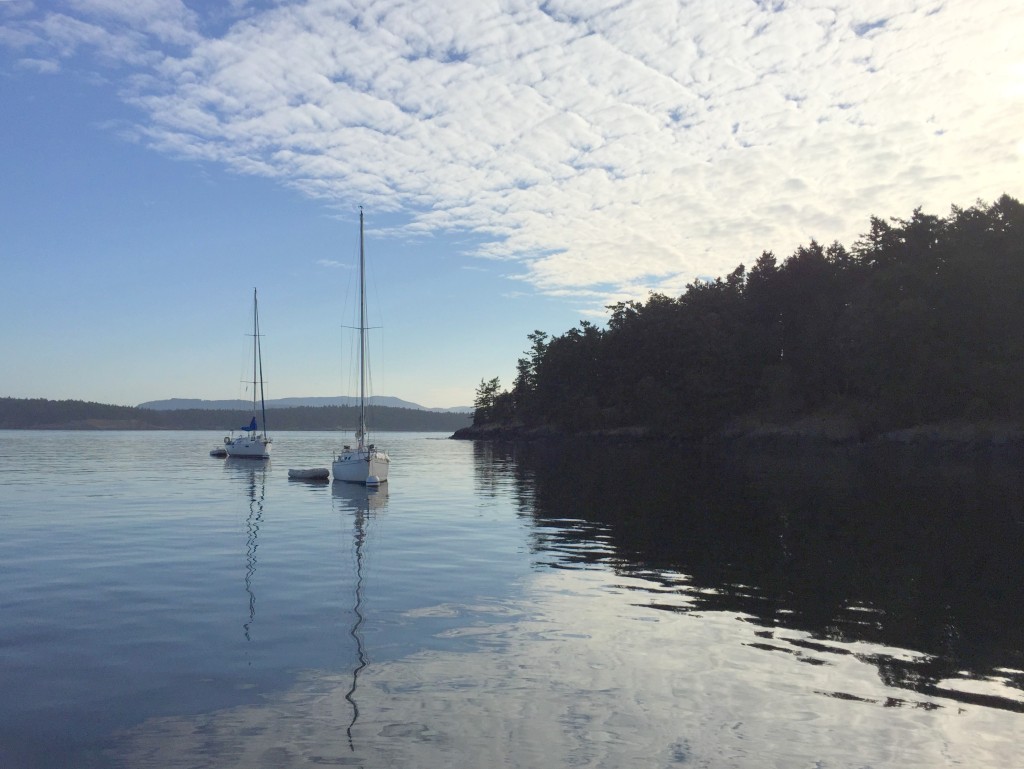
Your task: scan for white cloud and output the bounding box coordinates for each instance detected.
[3,0,1022,307]
[15,55,58,72]
[66,0,201,46]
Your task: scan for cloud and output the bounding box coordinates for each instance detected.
[2,0,1022,307]
[65,0,201,46]
[15,55,58,73]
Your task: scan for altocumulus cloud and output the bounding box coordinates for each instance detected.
[3,0,1022,306]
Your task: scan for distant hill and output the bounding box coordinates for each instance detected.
[0,397,471,432]
[138,396,472,413]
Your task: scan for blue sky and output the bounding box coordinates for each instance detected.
[1,0,1021,409]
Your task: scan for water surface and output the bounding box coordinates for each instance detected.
[0,430,1021,767]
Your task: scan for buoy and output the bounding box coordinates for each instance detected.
[366,475,381,486]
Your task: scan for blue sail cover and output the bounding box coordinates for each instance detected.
[242,416,257,431]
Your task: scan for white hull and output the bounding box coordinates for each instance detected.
[224,435,272,459]
[332,446,390,484]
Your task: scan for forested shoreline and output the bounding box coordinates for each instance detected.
[466,195,1024,443]
[0,398,471,432]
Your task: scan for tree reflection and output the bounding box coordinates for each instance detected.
[488,439,1024,712]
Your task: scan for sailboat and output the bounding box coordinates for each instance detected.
[223,288,272,459]
[333,208,390,485]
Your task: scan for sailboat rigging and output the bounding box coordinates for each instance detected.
[224,288,272,459]
[333,208,390,484]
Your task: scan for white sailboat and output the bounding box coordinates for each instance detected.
[333,208,390,485]
[224,288,272,459]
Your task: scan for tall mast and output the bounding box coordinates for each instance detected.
[358,207,367,446]
[252,288,258,428]
[255,289,267,438]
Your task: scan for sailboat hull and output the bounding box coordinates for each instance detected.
[224,435,272,459]
[332,447,389,484]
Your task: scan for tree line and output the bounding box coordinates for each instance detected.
[0,398,471,432]
[474,195,1024,438]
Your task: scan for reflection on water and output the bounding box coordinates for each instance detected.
[225,458,270,647]
[499,439,1024,714]
[241,465,266,645]
[332,482,388,751]
[110,569,1021,769]
[6,432,1019,768]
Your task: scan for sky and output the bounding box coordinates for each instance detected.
[1,0,1021,409]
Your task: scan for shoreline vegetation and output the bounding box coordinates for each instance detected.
[458,195,1024,449]
[452,415,1024,448]
[0,397,471,433]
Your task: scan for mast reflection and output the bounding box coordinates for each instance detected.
[226,458,267,647]
[332,481,388,750]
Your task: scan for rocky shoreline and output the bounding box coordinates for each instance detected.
[452,416,1024,448]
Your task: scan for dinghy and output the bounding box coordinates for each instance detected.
[288,468,330,480]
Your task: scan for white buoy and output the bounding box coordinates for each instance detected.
[366,475,381,486]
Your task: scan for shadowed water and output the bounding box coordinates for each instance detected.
[0,430,1021,767]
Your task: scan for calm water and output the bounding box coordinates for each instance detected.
[0,430,1021,768]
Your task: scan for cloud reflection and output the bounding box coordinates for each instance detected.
[109,569,1019,768]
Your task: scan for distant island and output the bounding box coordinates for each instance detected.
[139,396,471,413]
[459,195,1024,446]
[0,397,471,432]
